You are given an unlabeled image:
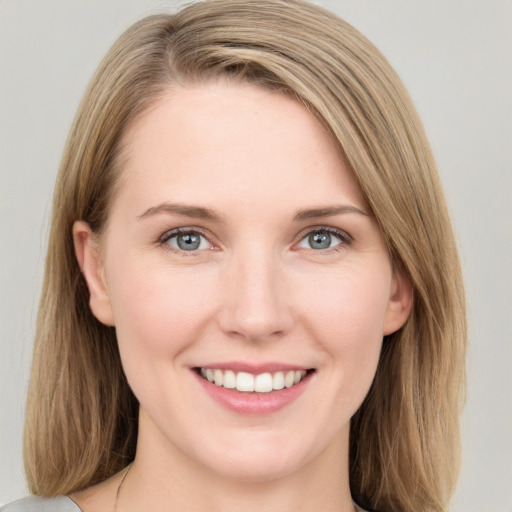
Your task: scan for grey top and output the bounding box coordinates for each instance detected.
[0,496,81,512]
[2,495,370,511]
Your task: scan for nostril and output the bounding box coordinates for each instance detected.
[216,261,293,341]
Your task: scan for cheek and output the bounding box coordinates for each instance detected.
[106,257,217,366]
[299,264,391,339]
[295,263,391,382]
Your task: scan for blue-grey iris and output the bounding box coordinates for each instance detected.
[309,231,331,249]
[177,232,201,250]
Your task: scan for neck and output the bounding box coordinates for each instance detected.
[118,416,355,512]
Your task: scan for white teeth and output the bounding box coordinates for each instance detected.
[199,368,309,392]
[213,369,223,386]
[284,370,295,388]
[273,371,284,390]
[254,373,273,393]
[223,370,236,389]
[236,372,254,392]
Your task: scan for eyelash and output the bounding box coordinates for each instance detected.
[158,227,213,256]
[297,226,353,252]
[157,226,353,255]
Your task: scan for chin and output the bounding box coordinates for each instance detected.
[207,453,303,483]
[187,428,326,484]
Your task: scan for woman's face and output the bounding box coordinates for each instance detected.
[76,82,411,482]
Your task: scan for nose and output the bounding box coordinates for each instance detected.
[217,249,293,342]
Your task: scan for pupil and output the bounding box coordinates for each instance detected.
[309,231,331,249]
[177,233,200,251]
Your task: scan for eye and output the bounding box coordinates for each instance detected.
[164,230,211,252]
[297,228,350,251]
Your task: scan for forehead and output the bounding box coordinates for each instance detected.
[112,82,366,217]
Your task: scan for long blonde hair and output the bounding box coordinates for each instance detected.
[24,1,466,511]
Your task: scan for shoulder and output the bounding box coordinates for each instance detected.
[1,496,82,512]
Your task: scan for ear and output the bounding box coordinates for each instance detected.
[73,221,115,326]
[383,268,413,336]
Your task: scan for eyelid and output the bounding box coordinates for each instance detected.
[156,225,353,254]
[294,225,353,250]
[158,227,216,253]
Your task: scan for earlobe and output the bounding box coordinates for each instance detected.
[73,221,115,326]
[383,269,413,336]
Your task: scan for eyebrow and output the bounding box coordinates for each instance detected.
[138,202,368,223]
[293,205,369,221]
[137,202,223,223]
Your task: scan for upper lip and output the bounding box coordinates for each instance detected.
[193,361,313,374]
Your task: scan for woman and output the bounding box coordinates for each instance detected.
[2,0,466,511]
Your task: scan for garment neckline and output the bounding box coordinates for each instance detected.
[66,496,84,512]
[66,494,368,512]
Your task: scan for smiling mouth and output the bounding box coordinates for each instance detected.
[196,368,314,393]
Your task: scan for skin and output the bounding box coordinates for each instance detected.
[72,82,412,512]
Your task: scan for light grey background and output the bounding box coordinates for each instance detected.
[1,1,511,510]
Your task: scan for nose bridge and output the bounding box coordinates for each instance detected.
[219,243,292,341]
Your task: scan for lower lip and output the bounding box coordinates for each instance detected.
[194,371,313,415]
